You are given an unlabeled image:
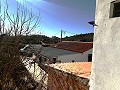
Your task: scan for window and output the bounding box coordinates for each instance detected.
[53,58,56,64]
[88,54,92,62]
[110,0,120,18]
[72,60,75,62]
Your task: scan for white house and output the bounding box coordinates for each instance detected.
[40,41,93,63]
[90,0,120,90]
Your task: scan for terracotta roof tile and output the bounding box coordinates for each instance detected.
[52,41,93,53]
[49,62,91,78]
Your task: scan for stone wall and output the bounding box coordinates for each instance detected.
[47,67,89,90]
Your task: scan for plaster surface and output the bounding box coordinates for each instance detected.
[90,0,120,90]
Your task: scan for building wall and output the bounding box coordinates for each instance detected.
[90,0,120,89]
[47,67,89,90]
[58,49,92,63]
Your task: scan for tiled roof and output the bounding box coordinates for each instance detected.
[49,62,91,78]
[52,41,93,53]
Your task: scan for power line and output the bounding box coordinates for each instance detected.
[53,31,61,36]
[53,30,77,36]
[52,30,78,42]
[64,30,77,35]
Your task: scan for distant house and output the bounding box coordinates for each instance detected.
[39,41,93,63]
[19,44,42,56]
[47,62,91,90]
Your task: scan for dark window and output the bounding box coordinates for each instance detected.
[72,60,75,62]
[113,2,120,17]
[53,58,56,64]
[110,1,120,18]
[88,54,92,62]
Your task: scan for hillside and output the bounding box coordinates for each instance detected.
[63,33,94,42]
[18,33,94,44]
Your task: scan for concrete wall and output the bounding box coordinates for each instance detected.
[90,0,120,90]
[58,49,92,63]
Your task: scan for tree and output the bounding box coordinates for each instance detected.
[0,1,41,89]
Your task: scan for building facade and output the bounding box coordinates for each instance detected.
[90,0,120,89]
[58,48,92,63]
[40,42,93,63]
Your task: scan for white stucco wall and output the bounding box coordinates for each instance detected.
[90,0,120,90]
[58,49,92,63]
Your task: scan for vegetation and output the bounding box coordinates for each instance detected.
[63,33,94,42]
[23,33,93,45]
[0,1,40,89]
[18,33,94,45]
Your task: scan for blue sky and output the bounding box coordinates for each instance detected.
[3,0,96,37]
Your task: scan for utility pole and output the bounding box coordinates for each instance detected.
[60,30,63,42]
